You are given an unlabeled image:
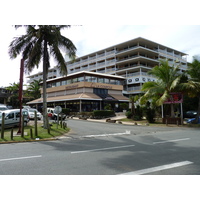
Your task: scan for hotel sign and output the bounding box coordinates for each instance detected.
[65,82,114,90]
[164,93,183,104]
[90,83,112,89]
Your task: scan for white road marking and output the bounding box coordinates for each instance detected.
[153,138,190,145]
[119,161,193,175]
[0,155,42,162]
[71,144,135,154]
[80,130,131,138]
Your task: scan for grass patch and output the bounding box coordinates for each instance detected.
[0,123,70,143]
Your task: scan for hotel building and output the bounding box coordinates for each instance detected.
[26,37,188,111]
[66,37,187,95]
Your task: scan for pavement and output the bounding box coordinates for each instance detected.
[71,112,149,125]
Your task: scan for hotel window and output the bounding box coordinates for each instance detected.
[104,78,109,84]
[98,78,104,83]
[91,76,97,82]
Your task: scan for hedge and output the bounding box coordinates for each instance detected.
[93,110,115,118]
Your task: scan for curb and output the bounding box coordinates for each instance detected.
[0,137,58,145]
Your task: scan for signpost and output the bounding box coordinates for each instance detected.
[162,92,184,125]
[54,106,62,128]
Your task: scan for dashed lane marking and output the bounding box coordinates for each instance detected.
[119,161,193,175]
[0,155,42,162]
[71,144,135,154]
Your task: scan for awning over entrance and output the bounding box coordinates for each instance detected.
[27,93,102,104]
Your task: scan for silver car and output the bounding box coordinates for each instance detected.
[0,109,29,129]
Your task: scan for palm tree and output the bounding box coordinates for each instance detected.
[141,59,182,118]
[9,25,76,128]
[180,56,200,123]
[26,79,42,99]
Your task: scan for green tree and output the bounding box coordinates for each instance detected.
[141,59,182,118]
[6,82,20,108]
[26,79,42,99]
[9,25,76,128]
[180,56,200,123]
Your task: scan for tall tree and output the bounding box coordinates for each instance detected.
[9,25,76,128]
[180,56,200,123]
[141,59,182,117]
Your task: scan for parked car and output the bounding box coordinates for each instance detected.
[26,108,42,120]
[47,107,66,120]
[0,104,8,111]
[0,109,29,129]
[184,111,197,118]
[187,117,200,124]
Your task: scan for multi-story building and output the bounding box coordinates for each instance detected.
[66,37,187,96]
[26,67,62,84]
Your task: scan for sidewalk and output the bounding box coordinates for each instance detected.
[72,113,145,125]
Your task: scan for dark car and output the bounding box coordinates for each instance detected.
[187,117,200,124]
[184,111,197,118]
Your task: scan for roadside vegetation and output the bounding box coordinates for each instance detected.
[0,122,70,143]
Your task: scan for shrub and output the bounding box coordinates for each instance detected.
[143,107,156,123]
[125,111,133,119]
[93,110,115,118]
[134,105,143,121]
[62,108,70,115]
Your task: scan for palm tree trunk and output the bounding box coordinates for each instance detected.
[42,40,48,129]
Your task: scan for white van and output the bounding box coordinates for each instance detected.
[0,104,8,111]
[0,109,29,129]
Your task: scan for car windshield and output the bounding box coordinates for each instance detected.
[0,107,8,111]
[28,109,37,112]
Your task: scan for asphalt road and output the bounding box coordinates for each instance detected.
[0,119,200,175]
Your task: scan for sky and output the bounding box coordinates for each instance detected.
[1,25,200,88]
[1,0,200,89]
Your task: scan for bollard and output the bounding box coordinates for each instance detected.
[1,113,5,139]
[63,123,65,129]
[60,114,63,128]
[30,128,33,139]
[34,111,38,137]
[11,129,13,140]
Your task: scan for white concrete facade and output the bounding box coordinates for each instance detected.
[66,37,187,95]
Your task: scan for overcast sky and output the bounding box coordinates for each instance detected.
[0,25,200,88]
[1,0,200,88]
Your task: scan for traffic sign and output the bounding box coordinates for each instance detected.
[54,106,62,114]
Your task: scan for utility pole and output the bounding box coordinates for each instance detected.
[17,59,24,135]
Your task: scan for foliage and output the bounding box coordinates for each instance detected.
[9,25,77,129]
[141,59,183,117]
[125,111,133,119]
[119,103,129,111]
[62,108,70,115]
[104,103,112,110]
[180,56,200,123]
[0,123,70,142]
[26,79,42,99]
[133,105,143,120]
[93,110,115,118]
[143,101,156,123]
